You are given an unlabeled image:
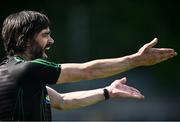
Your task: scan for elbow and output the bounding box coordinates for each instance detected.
[53,100,75,111]
[55,106,67,111]
[51,98,67,111]
[52,102,64,111]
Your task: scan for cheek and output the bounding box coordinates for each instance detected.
[36,40,47,49]
[34,36,47,47]
[41,40,48,48]
[31,41,44,52]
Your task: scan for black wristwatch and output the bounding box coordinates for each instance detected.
[103,88,110,100]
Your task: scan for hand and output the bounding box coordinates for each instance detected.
[136,38,177,66]
[106,77,144,99]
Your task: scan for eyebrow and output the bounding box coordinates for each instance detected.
[43,31,51,35]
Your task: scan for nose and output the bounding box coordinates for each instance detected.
[49,36,54,44]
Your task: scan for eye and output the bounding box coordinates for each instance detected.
[42,32,50,37]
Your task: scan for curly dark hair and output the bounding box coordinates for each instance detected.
[1,10,50,55]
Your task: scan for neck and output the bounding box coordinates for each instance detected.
[15,52,33,61]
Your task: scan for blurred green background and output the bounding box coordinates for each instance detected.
[0,0,180,120]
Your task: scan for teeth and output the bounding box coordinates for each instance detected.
[45,47,50,50]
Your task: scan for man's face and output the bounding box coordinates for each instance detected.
[30,27,54,59]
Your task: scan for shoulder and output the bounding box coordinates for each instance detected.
[13,56,60,69]
[30,59,60,69]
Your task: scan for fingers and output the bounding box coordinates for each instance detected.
[115,78,141,94]
[125,86,144,99]
[155,48,177,57]
[146,38,158,48]
[159,52,177,62]
[154,48,176,54]
[130,92,144,99]
[152,48,177,63]
[129,86,141,94]
[112,78,144,99]
[155,48,177,58]
[113,82,144,99]
[120,90,144,99]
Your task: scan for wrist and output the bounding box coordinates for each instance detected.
[127,53,142,67]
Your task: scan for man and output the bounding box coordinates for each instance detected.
[0,10,177,121]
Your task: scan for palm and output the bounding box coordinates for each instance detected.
[107,78,144,99]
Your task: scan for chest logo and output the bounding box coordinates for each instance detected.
[45,95,50,104]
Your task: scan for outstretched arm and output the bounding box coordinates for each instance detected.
[47,77,144,110]
[57,38,177,84]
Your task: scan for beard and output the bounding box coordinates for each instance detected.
[30,45,48,60]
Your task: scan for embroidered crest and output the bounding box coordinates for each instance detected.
[45,95,50,104]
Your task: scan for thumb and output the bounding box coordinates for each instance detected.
[146,38,158,48]
[119,77,127,84]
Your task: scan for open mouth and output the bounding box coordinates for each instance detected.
[43,44,52,58]
[44,44,51,51]
[43,47,50,59]
[44,45,51,56]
